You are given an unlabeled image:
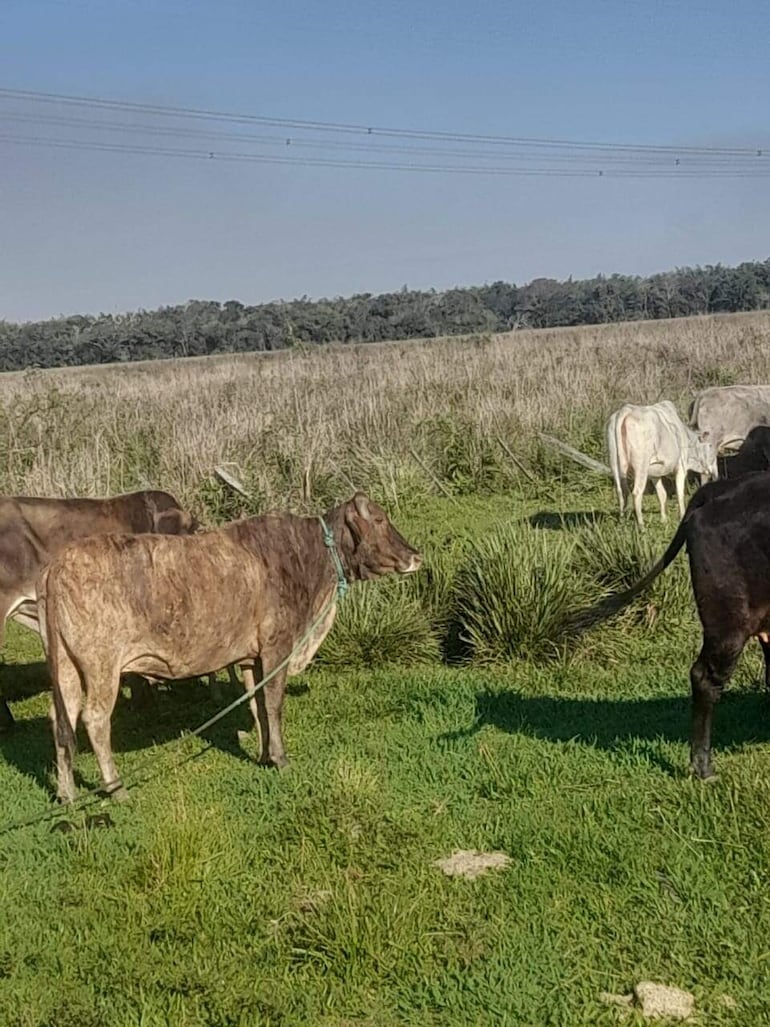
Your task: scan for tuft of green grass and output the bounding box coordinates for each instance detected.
[453,523,600,663]
[575,517,696,635]
[318,582,441,669]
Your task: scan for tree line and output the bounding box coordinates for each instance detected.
[2,258,769,371]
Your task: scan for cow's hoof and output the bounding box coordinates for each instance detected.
[51,819,75,833]
[689,761,716,782]
[105,783,130,802]
[86,812,115,830]
[258,755,290,771]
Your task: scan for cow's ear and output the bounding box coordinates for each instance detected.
[353,492,372,521]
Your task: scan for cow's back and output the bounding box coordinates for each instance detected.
[622,402,686,474]
[692,385,770,450]
[0,490,181,612]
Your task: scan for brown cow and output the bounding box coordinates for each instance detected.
[39,492,422,802]
[0,490,198,731]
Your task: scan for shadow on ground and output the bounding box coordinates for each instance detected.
[441,688,770,776]
[528,510,610,531]
[0,673,307,796]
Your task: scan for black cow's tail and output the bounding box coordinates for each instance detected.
[38,568,77,758]
[566,517,690,634]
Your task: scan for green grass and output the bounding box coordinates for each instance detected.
[1,487,770,1025]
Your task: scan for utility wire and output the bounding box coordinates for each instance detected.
[1,86,767,157]
[2,132,770,177]
[2,110,768,169]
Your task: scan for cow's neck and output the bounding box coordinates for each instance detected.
[322,507,363,584]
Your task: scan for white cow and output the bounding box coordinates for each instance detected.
[607,400,718,526]
[689,384,770,454]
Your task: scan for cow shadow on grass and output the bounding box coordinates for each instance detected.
[0,674,296,798]
[0,660,49,702]
[443,688,770,776]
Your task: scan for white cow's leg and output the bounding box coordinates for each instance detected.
[631,469,647,528]
[654,478,668,522]
[80,671,128,801]
[675,466,687,519]
[613,472,626,517]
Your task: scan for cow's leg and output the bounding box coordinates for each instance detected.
[654,478,668,523]
[126,674,154,711]
[759,637,770,693]
[208,671,224,706]
[614,472,627,517]
[49,657,83,804]
[675,465,687,519]
[0,615,14,733]
[252,655,289,769]
[689,636,743,780]
[80,671,128,801]
[631,470,647,528]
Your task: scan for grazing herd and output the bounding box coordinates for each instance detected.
[3,382,770,809]
[590,383,770,777]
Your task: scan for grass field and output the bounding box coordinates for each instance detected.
[2,314,770,1025]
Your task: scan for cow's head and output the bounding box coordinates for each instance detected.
[154,507,202,534]
[339,492,422,581]
[693,431,719,483]
[147,491,202,535]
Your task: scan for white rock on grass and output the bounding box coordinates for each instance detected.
[433,850,512,880]
[633,982,695,1021]
[599,982,696,1021]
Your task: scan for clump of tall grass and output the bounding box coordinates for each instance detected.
[318,583,441,669]
[452,524,602,664]
[575,518,695,634]
[417,415,509,495]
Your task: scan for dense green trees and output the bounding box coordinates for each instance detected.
[1,258,768,372]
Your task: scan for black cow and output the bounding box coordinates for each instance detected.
[719,425,770,479]
[570,472,770,779]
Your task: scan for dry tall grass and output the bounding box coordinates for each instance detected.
[0,310,767,516]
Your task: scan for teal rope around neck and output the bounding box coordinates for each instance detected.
[318,516,350,599]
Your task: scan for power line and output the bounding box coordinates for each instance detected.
[1,86,767,158]
[2,132,770,178]
[3,110,767,168]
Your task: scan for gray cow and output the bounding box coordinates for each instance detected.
[690,384,770,454]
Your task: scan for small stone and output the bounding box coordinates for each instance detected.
[434,849,512,880]
[718,994,738,1010]
[634,981,695,1021]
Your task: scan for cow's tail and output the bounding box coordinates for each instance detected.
[566,515,691,635]
[607,411,626,501]
[39,567,78,758]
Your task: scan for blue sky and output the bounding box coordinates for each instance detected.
[1,0,768,322]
